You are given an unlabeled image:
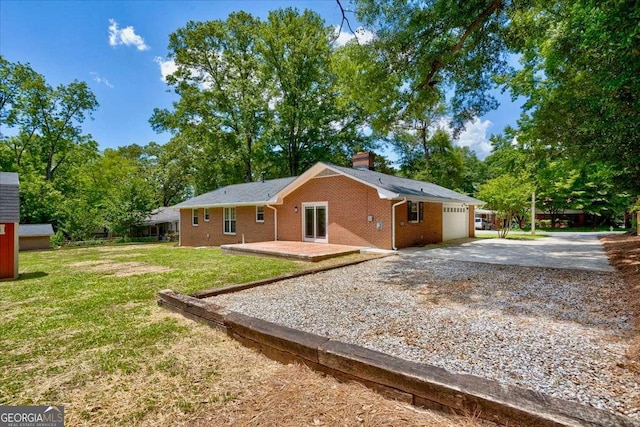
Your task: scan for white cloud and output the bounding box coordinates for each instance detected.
[453,118,493,159]
[332,26,375,47]
[108,19,149,51]
[154,56,177,82]
[90,72,114,88]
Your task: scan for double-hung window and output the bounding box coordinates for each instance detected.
[256,206,265,222]
[204,208,210,222]
[407,201,424,223]
[192,208,199,226]
[224,207,236,234]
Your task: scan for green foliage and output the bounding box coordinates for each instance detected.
[50,230,64,248]
[502,0,640,195]
[152,8,373,185]
[95,150,155,237]
[18,173,65,225]
[261,8,371,175]
[353,0,510,131]
[477,174,534,238]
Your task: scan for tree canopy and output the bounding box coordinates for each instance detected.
[151,8,374,191]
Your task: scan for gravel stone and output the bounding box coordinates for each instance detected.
[210,255,639,418]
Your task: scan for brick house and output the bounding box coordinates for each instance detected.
[174,153,482,250]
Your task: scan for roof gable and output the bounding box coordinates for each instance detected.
[274,163,482,205]
[173,162,482,209]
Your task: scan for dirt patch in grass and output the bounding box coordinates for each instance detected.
[601,233,640,374]
[70,260,173,277]
[96,244,164,252]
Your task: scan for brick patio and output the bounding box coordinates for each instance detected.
[221,241,364,262]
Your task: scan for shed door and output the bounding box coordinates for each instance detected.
[442,204,468,241]
[0,223,16,279]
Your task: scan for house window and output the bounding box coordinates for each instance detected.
[204,208,210,222]
[256,206,265,223]
[224,207,236,234]
[407,201,424,223]
[192,208,199,226]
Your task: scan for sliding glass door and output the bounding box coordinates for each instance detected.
[303,203,328,243]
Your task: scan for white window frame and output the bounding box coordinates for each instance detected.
[223,207,236,235]
[302,202,328,243]
[204,208,210,222]
[407,201,424,223]
[192,208,199,226]
[256,206,265,223]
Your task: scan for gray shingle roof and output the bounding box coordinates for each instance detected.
[173,177,297,209]
[144,207,180,225]
[0,172,20,223]
[328,164,483,204]
[173,163,482,209]
[19,224,54,237]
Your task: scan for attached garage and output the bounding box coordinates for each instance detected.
[0,172,20,280]
[442,203,469,241]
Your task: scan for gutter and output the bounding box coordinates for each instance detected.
[266,205,278,241]
[391,198,407,251]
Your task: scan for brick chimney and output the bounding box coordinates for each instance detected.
[352,151,375,171]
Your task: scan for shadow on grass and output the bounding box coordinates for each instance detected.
[17,271,48,281]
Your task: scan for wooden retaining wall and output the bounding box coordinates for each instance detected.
[158,289,638,427]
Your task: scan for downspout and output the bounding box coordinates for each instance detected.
[266,205,278,241]
[391,198,407,251]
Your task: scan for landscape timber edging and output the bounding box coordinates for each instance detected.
[157,289,640,427]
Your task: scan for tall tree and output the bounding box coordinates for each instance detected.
[1,57,99,230]
[261,8,369,176]
[351,0,512,132]
[151,12,268,184]
[502,0,640,194]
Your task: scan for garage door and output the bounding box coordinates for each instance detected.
[442,204,468,241]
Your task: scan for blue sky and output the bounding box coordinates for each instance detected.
[0,0,521,160]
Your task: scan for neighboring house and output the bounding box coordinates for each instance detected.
[134,207,180,241]
[535,209,586,228]
[174,153,482,250]
[0,172,20,279]
[475,208,497,229]
[19,224,54,251]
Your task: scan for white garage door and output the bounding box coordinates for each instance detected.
[442,204,468,241]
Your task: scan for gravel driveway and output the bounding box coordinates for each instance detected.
[210,235,639,418]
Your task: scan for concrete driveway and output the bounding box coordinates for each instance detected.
[401,232,618,272]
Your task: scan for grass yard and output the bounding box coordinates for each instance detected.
[0,243,476,426]
[474,230,548,240]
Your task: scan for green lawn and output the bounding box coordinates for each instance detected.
[0,244,311,419]
[475,231,549,240]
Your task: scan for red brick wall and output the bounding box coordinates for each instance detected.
[278,175,393,248]
[180,206,275,247]
[394,202,443,248]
